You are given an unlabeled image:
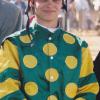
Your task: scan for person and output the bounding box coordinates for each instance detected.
[0,0,99,100]
[94,51,100,100]
[67,0,78,31]
[0,0,22,44]
[15,0,27,28]
[74,0,93,30]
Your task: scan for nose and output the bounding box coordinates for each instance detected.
[45,0,55,7]
[46,0,54,3]
[45,0,61,4]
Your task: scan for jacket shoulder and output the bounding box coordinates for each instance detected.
[1,27,35,46]
[63,31,88,48]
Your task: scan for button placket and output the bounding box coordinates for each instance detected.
[48,35,54,96]
[50,56,54,60]
[47,33,56,96]
[48,37,52,41]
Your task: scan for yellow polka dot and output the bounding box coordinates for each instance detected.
[20,35,32,43]
[47,95,58,100]
[75,97,86,100]
[45,68,59,82]
[65,83,78,98]
[23,55,37,68]
[63,34,75,44]
[23,99,27,100]
[65,56,78,69]
[24,82,38,96]
[43,43,57,56]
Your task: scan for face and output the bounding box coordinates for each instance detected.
[32,0,62,22]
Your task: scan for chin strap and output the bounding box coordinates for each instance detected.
[62,0,67,12]
[25,0,31,39]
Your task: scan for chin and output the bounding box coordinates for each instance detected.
[43,17,57,22]
[37,14,58,22]
[43,15,58,21]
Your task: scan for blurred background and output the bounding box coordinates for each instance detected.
[2,0,100,60]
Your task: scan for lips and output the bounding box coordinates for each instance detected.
[43,10,56,13]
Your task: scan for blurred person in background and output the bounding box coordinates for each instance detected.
[74,0,94,31]
[0,0,22,44]
[67,0,78,31]
[15,0,27,28]
[0,0,99,100]
[93,0,100,35]
[15,0,26,14]
[4,0,15,3]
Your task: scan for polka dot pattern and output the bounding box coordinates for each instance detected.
[65,83,78,98]
[75,97,86,100]
[43,43,57,56]
[20,35,32,43]
[23,98,27,100]
[47,95,58,100]
[10,26,97,100]
[23,55,37,68]
[63,34,75,44]
[24,82,38,96]
[45,68,59,82]
[65,56,78,69]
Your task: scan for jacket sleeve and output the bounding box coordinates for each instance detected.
[0,40,27,100]
[74,41,99,100]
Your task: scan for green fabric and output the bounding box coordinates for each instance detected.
[0,23,99,100]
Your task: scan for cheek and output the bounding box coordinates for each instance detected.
[56,5,62,13]
[56,3,62,10]
[60,3,63,9]
[34,2,40,8]
[34,3,41,13]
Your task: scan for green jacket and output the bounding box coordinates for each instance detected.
[0,23,99,100]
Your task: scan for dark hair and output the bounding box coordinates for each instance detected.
[25,0,30,34]
[25,0,67,33]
